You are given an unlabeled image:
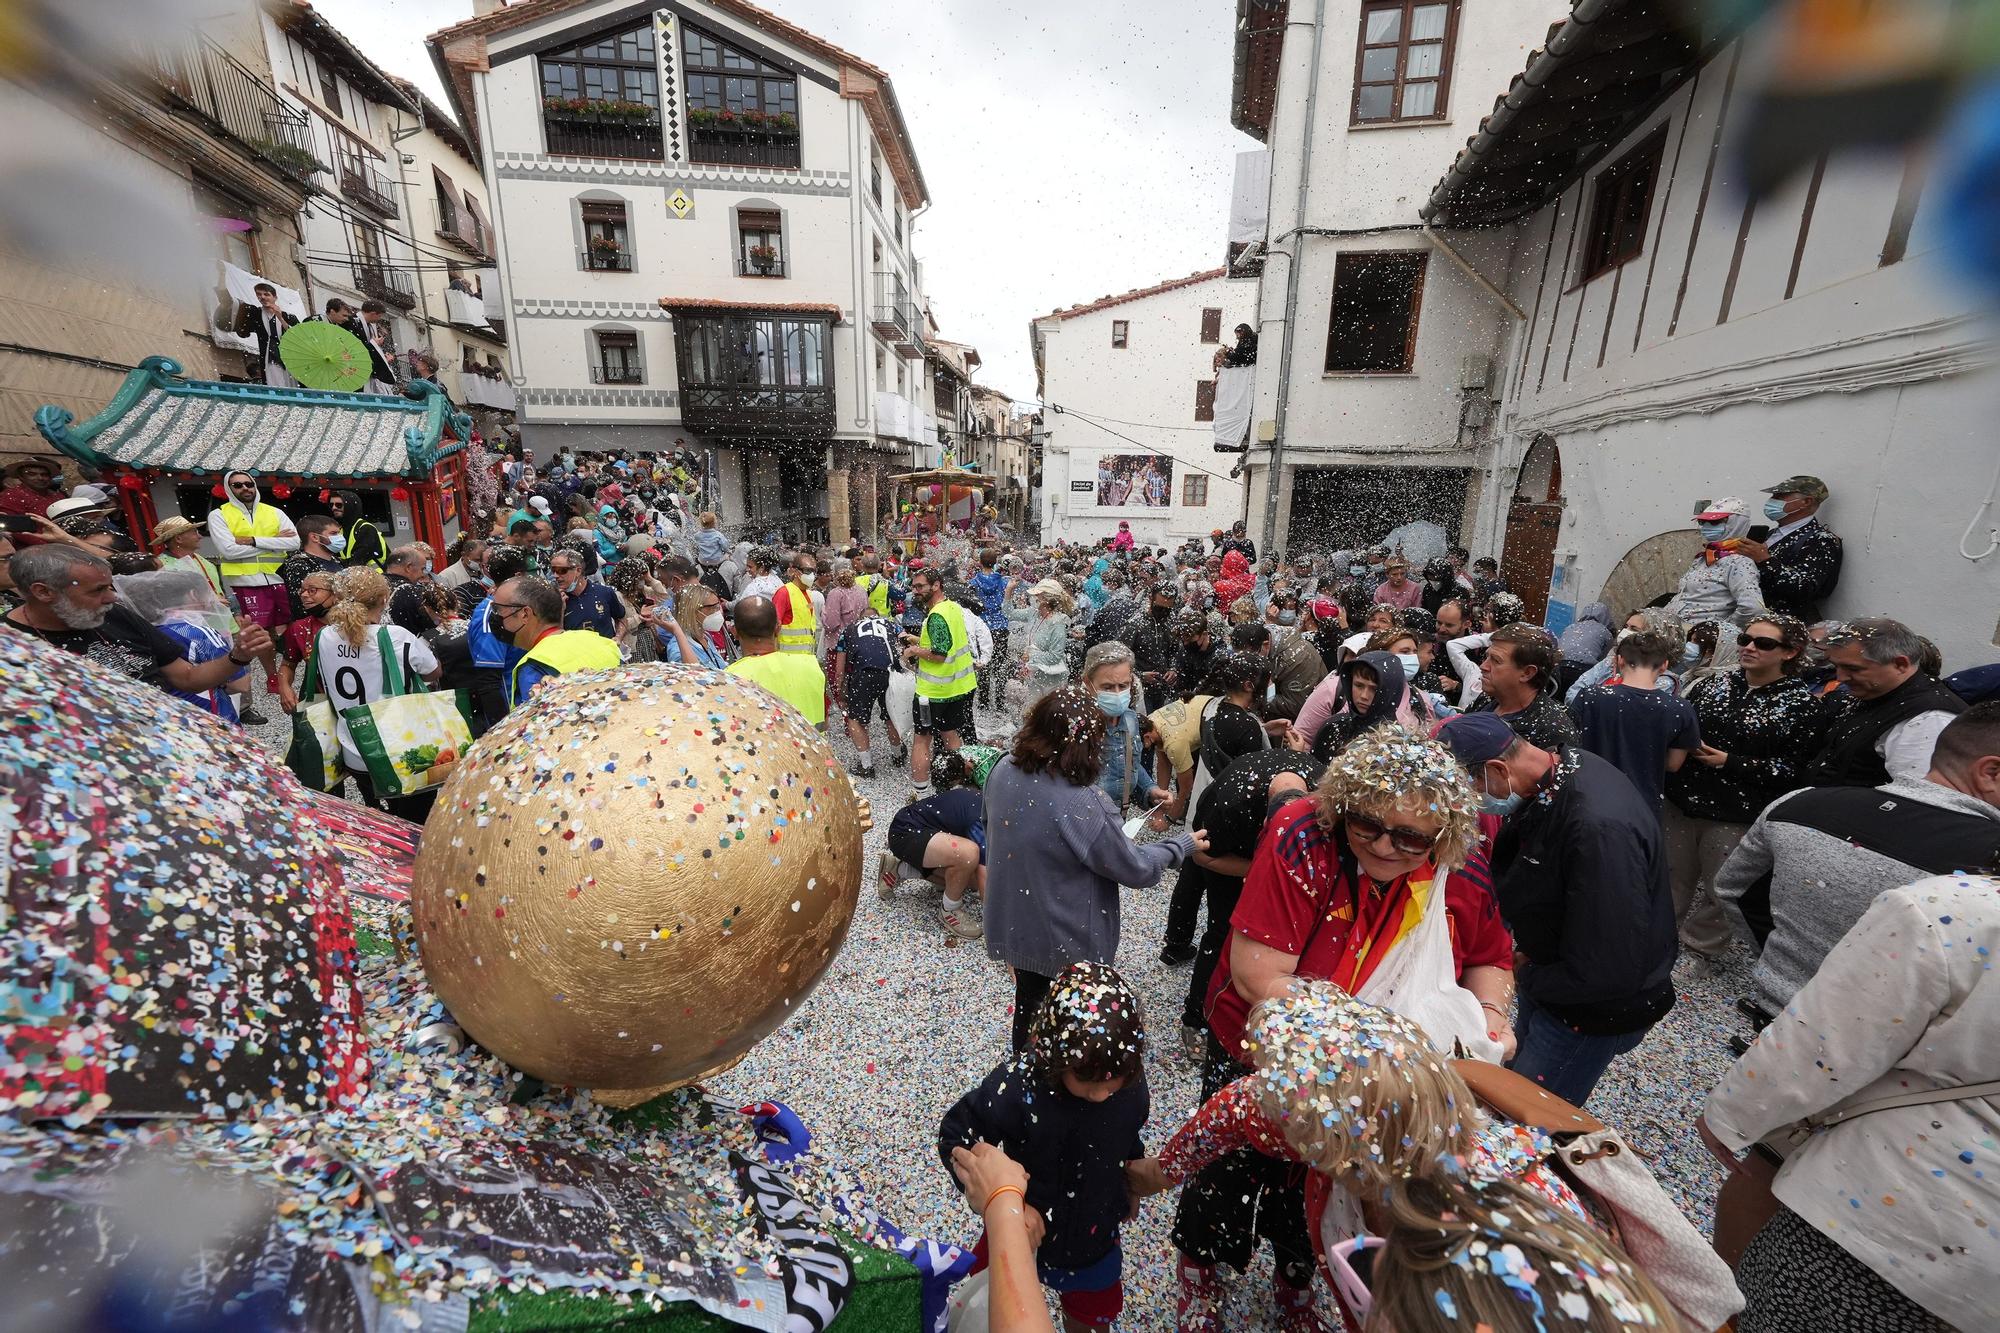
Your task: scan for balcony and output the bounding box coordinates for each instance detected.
[150,33,320,182]
[682,383,834,437]
[590,364,644,385]
[432,199,489,259]
[444,287,489,330]
[354,261,417,310]
[871,271,911,340]
[543,108,664,161]
[737,253,787,279]
[581,246,632,272]
[687,111,800,168]
[338,154,399,218]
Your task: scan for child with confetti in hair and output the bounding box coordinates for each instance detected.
[938,962,1149,1331]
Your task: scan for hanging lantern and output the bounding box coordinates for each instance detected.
[211,483,226,499]
[270,482,293,501]
[117,474,146,492]
[319,489,332,503]
[389,486,411,503]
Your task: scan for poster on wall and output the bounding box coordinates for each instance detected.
[1095,454,1173,508]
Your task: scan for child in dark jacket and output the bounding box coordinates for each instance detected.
[938,962,1148,1330]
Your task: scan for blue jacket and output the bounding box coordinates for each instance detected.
[466,596,525,673]
[1096,708,1147,810]
[968,570,1010,631]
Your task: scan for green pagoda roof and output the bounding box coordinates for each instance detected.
[35,356,472,481]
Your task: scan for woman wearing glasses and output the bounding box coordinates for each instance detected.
[1171,725,1513,1330]
[1663,613,1831,969]
[657,583,729,669]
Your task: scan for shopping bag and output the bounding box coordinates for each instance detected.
[284,642,341,792]
[887,668,916,740]
[341,629,474,798]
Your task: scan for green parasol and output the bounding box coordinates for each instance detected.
[279,320,374,391]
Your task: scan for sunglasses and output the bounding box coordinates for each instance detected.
[1323,1235,1383,1318]
[1343,810,1440,858]
[1735,633,1786,651]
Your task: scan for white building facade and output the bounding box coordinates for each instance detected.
[430,0,935,542]
[1423,2,1999,668]
[1032,270,1255,547]
[1226,0,1571,556]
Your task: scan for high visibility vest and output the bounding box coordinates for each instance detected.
[777,581,818,653]
[217,503,287,579]
[855,572,891,616]
[913,599,976,701]
[343,517,387,568]
[507,629,621,707]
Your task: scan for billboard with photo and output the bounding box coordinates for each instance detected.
[1095,454,1173,507]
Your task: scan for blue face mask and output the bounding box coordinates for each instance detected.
[1481,768,1524,817]
[1095,688,1130,715]
[1762,498,1789,524]
[1697,520,1729,541]
[1277,610,1297,625]
[1396,651,1420,679]
[1348,564,1367,577]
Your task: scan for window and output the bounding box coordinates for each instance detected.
[872,235,883,267]
[1195,379,1217,421]
[875,345,887,390]
[540,23,663,160]
[872,152,883,206]
[737,207,784,276]
[1200,307,1223,343]
[680,315,827,389]
[1579,130,1666,283]
[318,58,342,119]
[683,24,800,168]
[1184,474,1209,506]
[1325,251,1427,373]
[1111,320,1129,349]
[593,329,641,384]
[580,198,631,270]
[460,341,480,370]
[893,207,903,245]
[1353,0,1456,124]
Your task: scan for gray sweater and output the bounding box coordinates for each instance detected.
[983,755,1196,978]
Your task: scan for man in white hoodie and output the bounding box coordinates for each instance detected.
[205,469,298,723]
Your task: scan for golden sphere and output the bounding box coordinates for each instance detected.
[411,664,866,1094]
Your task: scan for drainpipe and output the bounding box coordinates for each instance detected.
[1259,0,1330,553]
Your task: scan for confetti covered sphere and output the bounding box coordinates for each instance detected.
[411,665,869,1099]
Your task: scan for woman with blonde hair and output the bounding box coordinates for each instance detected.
[315,565,441,819]
[659,582,728,668]
[1007,576,1072,705]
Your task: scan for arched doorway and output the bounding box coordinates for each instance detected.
[1501,435,1563,623]
[1600,529,1705,620]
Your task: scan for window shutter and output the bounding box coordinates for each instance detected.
[579,199,627,223]
[467,194,492,248]
[737,208,782,233]
[1195,379,1217,421]
[1200,307,1223,343]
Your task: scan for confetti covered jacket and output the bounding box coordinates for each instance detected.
[1756,516,1843,621]
[939,1055,1147,1270]
[1704,875,2000,1331]
[1664,669,1834,825]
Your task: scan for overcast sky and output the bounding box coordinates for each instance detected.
[340,0,1251,402]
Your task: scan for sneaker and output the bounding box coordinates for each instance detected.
[847,757,876,779]
[1159,943,1197,966]
[238,707,269,726]
[1180,1023,1207,1063]
[1676,951,1725,983]
[888,745,908,769]
[940,899,982,939]
[876,850,901,899]
[1175,1256,1223,1333]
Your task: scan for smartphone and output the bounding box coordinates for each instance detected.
[0,514,34,535]
[1746,524,1771,543]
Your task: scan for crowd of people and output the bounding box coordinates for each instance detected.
[6,446,1997,1332]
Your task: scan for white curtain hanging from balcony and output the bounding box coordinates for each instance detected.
[1212,364,1255,452]
[1228,150,1272,245]
[219,261,308,321]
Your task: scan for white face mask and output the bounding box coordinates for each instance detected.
[799,571,817,587]
[702,611,725,632]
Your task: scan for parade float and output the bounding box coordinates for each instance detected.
[33,355,479,564]
[0,636,964,1332]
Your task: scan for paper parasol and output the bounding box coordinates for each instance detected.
[280,320,373,392]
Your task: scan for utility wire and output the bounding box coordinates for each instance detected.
[1035,402,1241,488]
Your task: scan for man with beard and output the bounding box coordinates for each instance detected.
[4,546,269,693]
[1126,583,1181,711]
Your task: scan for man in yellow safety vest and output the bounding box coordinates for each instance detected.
[853,551,892,617]
[901,566,977,801]
[493,575,622,711]
[773,550,819,654]
[728,594,826,726]
[204,468,298,723]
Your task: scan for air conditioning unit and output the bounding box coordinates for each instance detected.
[1459,355,1491,392]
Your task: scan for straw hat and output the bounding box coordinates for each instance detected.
[152,515,202,545]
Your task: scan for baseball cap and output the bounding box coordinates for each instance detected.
[1438,713,1517,769]
[71,484,113,506]
[1761,474,1827,501]
[1695,496,1748,521]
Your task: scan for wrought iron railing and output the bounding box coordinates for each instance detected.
[737,254,788,278]
[581,248,633,272]
[150,33,319,180]
[355,260,417,310]
[871,271,912,338]
[544,113,664,161]
[590,364,644,385]
[432,199,488,257]
[688,126,800,169]
[338,153,400,218]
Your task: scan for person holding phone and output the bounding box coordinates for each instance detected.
[1737,474,1844,622]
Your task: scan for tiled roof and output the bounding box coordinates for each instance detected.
[34,358,468,480]
[266,1,419,114]
[1040,268,1231,321]
[386,74,478,169]
[658,298,844,319]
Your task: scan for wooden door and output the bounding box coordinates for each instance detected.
[1502,501,1562,623]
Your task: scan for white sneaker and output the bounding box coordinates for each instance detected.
[940,898,982,939]
[877,850,901,899]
